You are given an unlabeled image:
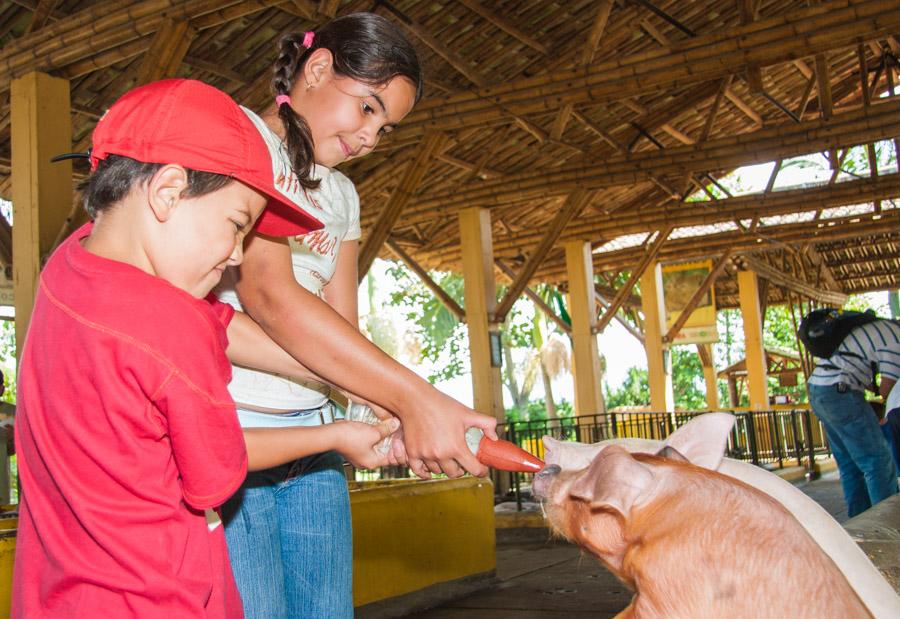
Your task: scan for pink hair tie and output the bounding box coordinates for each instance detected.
[302,31,315,48]
[275,94,291,107]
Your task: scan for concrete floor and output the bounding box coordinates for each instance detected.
[402,469,853,619]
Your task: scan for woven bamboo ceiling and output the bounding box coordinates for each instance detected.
[1,0,899,317]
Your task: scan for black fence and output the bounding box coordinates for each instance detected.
[355,410,833,510]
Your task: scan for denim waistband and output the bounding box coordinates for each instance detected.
[236,402,343,428]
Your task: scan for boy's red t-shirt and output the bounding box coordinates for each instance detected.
[13,224,247,617]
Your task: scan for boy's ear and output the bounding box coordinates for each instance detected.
[304,48,334,89]
[147,165,189,222]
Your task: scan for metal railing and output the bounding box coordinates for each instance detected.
[354,410,833,510]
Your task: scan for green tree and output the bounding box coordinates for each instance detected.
[604,366,650,409]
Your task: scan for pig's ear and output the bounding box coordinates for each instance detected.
[542,436,563,466]
[663,412,735,470]
[568,445,653,516]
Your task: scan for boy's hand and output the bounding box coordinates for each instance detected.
[334,418,399,470]
[399,394,498,480]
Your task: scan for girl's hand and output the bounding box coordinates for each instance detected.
[399,393,498,480]
[334,418,399,470]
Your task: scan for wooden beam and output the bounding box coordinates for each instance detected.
[761,160,784,195]
[725,88,764,126]
[663,250,732,343]
[457,0,548,55]
[582,0,615,65]
[1,1,285,89]
[317,0,339,18]
[814,52,834,120]
[700,76,732,142]
[739,0,764,92]
[135,17,195,85]
[378,3,488,87]
[738,255,848,306]
[594,289,645,344]
[595,227,672,334]
[386,238,465,322]
[423,172,900,266]
[23,0,60,34]
[406,97,900,218]
[803,246,842,292]
[436,153,501,180]
[392,0,900,136]
[358,131,448,278]
[495,260,571,334]
[565,210,900,278]
[494,189,592,322]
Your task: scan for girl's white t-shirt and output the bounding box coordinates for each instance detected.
[216,107,361,411]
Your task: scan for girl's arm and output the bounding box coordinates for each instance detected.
[243,418,399,471]
[235,232,497,479]
[323,239,359,324]
[225,310,317,382]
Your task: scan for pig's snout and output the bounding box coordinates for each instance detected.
[532,464,561,500]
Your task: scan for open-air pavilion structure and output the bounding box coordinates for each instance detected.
[3,0,900,611]
[3,0,900,427]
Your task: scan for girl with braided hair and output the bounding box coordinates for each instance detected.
[215,12,497,618]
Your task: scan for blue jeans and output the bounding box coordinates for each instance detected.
[809,383,898,517]
[221,450,353,619]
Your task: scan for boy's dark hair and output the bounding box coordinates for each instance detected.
[79,155,233,218]
[272,12,423,190]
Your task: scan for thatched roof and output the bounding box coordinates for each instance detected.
[1,0,899,317]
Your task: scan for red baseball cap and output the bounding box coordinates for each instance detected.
[90,79,322,237]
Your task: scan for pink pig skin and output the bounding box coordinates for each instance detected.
[534,414,899,619]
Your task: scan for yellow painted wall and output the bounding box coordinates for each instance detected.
[0,528,14,619]
[351,476,496,608]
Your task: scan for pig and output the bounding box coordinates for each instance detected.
[533,413,898,618]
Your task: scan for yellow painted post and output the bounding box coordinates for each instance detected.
[564,240,604,416]
[702,365,720,410]
[738,270,769,410]
[640,263,674,412]
[458,208,503,421]
[697,344,720,410]
[10,72,73,357]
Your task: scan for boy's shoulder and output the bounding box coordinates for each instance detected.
[41,226,232,374]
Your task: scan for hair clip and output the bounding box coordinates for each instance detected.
[302,31,315,48]
[275,94,292,107]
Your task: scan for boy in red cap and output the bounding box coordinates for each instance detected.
[11,79,397,618]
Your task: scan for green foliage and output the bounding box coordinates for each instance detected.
[670,347,707,409]
[604,366,650,408]
[0,321,15,403]
[505,398,573,423]
[386,265,468,383]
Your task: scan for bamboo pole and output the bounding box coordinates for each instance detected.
[386,238,466,322]
[403,97,900,219]
[594,226,672,334]
[418,172,900,264]
[494,189,592,322]
[495,260,571,334]
[357,131,448,279]
[740,254,848,308]
[396,0,899,135]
